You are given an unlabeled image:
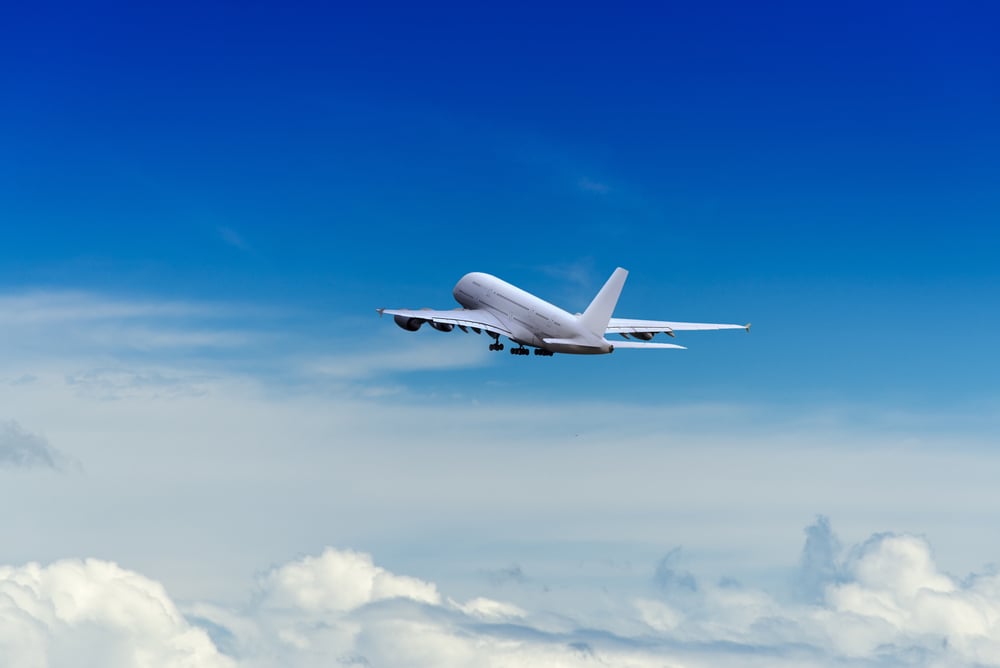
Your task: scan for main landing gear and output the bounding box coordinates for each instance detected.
[508,346,552,356]
[487,336,553,356]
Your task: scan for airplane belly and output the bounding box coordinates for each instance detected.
[507,321,540,347]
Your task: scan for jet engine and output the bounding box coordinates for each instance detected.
[632,331,655,340]
[429,321,454,332]
[394,315,425,331]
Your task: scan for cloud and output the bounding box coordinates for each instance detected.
[653,547,698,595]
[305,337,492,380]
[5,521,1000,667]
[796,515,842,603]
[0,291,261,365]
[0,288,492,388]
[218,226,250,251]
[257,548,441,614]
[578,177,610,194]
[825,532,991,659]
[0,420,70,470]
[0,291,217,325]
[0,558,233,668]
[536,258,595,289]
[480,564,527,586]
[5,289,1000,665]
[65,368,214,400]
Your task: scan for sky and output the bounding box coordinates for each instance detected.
[2,2,1000,666]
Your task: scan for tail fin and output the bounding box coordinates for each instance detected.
[578,267,628,336]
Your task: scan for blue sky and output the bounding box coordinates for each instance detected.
[3,1,999,407]
[2,2,1000,666]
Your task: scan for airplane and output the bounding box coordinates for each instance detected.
[377,267,749,356]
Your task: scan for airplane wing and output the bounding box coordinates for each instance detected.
[607,317,750,338]
[377,308,515,338]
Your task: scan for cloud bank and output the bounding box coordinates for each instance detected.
[4,519,1000,667]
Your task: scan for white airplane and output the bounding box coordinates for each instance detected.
[378,267,749,356]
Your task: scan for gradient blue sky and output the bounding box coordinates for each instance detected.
[4,2,999,406]
[2,3,1000,665]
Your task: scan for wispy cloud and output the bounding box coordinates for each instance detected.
[305,337,492,380]
[481,564,528,586]
[578,176,610,194]
[218,226,250,252]
[0,420,72,471]
[64,368,215,401]
[0,291,266,367]
[537,258,596,289]
[0,291,218,325]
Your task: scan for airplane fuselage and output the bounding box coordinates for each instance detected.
[452,272,612,354]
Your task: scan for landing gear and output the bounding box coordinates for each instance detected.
[488,337,552,356]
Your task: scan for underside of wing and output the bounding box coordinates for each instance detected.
[607,317,750,339]
[608,339,687,350]
[378,308,514,338]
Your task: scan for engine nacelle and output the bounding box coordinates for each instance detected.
[394,315,425,331]
[632,331,655,340]
[429,321,454,332]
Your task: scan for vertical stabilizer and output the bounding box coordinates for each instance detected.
[578,267,628,336]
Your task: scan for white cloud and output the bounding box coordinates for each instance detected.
[258,548,441,614]
[0,558,233,668]
[452,596,526,621]
[824,532,1000,661]
[9,525,1000,667]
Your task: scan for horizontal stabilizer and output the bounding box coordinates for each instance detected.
[607,317,749,334]
[609,340,686,350]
